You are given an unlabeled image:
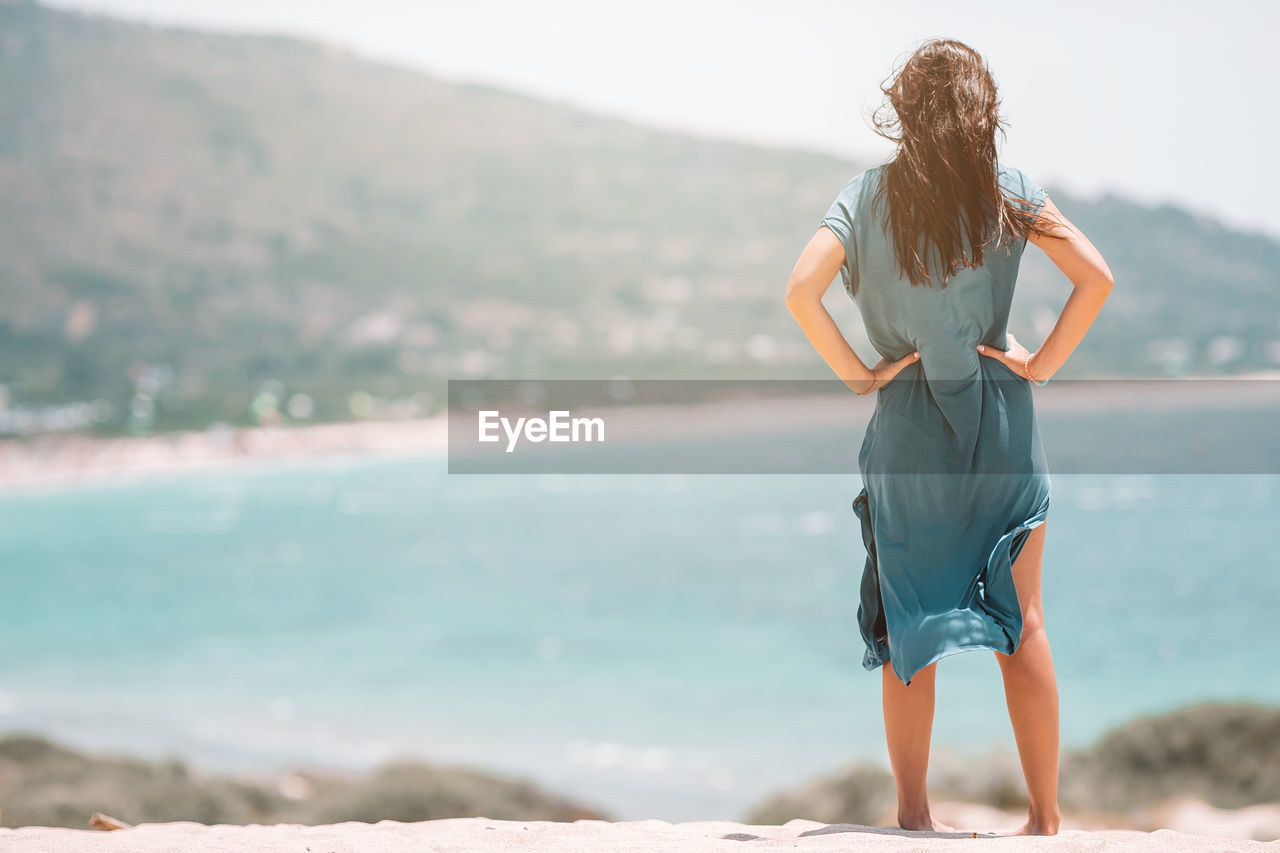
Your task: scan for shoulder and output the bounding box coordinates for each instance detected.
[997,162,1024,190]
[827,165,879,211]
[997,163,1050,220]
[842,165,879,194]
[997,163,1045,197]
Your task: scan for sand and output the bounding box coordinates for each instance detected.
[0,415,449,493]
[2,812,1277,852]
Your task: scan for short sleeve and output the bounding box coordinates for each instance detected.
[819,172,866,298]
[1010,166,1049,219]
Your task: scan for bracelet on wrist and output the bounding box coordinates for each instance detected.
[1023,353,1049,386]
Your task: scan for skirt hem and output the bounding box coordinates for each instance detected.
[852,481,1051,687]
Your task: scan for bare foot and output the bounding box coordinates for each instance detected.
[1000,817,1060,836]
[898,815,960,833]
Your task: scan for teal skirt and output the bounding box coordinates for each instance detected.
[852,362,1051,686]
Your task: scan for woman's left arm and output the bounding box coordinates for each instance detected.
[785,225,918,395]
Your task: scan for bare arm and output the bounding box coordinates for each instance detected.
[785,225,919,394]
[978,195,1115,379]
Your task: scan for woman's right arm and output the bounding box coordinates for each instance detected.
[1021,196,1115,380]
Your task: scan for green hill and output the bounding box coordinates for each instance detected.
[2,0,1277,435]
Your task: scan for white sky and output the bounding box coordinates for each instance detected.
[45,0,1280,239]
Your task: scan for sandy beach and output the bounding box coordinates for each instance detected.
[0,415,450,493]
[3,810,1279,852]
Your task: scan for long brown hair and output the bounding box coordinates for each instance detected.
[869,38,1062,288]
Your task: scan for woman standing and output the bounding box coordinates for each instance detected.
[785,39,1114,836]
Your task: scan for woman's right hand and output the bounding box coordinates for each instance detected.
[853,351,921,395]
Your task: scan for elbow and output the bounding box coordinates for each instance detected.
[784,278,811,313]
[1075,273,1114,299]
[784,292,809,322]
[784,277,800,306]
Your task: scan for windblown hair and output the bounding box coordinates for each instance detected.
[869,38,1062,288]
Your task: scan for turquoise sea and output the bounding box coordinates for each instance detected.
[1,455,1277,821]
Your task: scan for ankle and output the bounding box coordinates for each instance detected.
[897,805,931,826]
[1027,804,1061,833]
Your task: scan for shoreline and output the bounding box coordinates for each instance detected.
[2,373,1278,492]
[0,415,450,494]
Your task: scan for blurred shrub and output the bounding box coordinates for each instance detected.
[0,732,609,829]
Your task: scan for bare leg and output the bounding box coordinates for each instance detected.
[881,658,957,832]
[994,521,1062,836]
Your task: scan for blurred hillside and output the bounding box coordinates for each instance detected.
[2,0,1278,436]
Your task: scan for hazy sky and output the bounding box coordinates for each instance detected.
[46,0,1280,238]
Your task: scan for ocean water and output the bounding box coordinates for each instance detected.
[0,455,1277,821]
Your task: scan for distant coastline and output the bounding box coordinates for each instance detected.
[0,415,448,494]
[2,370,1278,493]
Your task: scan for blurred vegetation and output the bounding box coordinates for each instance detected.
[0,731,611,829]
[741,760,895,826]
[743,701,1280,825]
[2,0,1279,439]
[1058,701,1280,812]
[1,702,1277,829]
